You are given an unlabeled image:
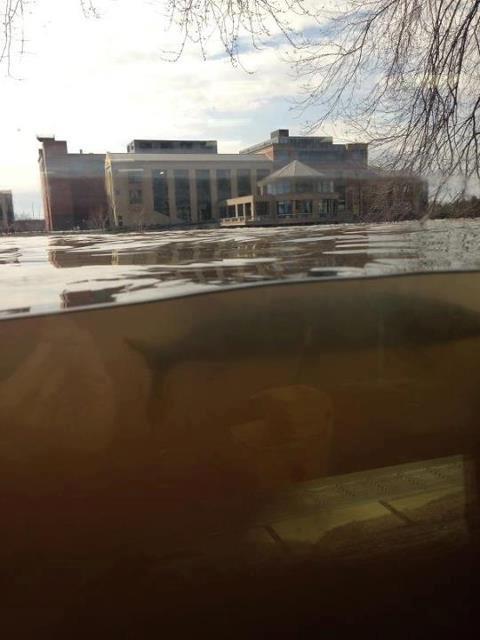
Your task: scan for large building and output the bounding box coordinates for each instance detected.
[38,129,427,231]
[240,128,369,167]
[223,129,427,225]
[105,152,271,227]
[0,190,14,231]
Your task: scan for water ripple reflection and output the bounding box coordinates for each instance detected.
[1,219,480,317]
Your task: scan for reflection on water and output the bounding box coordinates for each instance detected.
[1,218,480,315]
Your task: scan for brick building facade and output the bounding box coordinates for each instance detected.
[38,137,108,231]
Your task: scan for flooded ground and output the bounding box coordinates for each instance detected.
[1,220,480,636]
[1,218,480,316]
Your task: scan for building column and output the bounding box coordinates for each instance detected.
[189,169,198,223]
[269,200,274,218]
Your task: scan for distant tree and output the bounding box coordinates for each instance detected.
[431,195,480,219]
[293,0,480,188]
[88,204,111,230]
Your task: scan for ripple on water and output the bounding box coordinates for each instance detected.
[1,219,480,317]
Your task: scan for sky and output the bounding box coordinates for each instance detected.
[0,0,334,218]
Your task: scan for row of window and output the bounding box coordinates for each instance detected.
[276,200,338,216]
[127,168,271,220]
[221,199,339,219]
[274,150,349,164]
[128,141,216,152]
[265,180,335,196]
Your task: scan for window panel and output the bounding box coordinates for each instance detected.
[196,169,212,221]
[217,169,231,202]
[174,169,191,221]
[152,170,169,216]
[237,169,252,197]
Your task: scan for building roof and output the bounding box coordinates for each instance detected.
[258,160,329,184]
[106,153,272,164]
[239,129,335,155]
[128,139,217,145]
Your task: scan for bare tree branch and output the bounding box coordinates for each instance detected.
[294,0,480,183]
[1,0,25,76]
[2,1,479,185]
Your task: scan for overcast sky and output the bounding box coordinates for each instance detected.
[0,0,334,218]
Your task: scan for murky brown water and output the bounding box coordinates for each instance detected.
[2,218,480,316]
[1,220,480,636]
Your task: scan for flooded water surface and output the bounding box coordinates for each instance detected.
[2,218,480,316]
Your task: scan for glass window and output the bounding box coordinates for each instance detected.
[276,150,289,162]
[129,189,143,205]
[153,170,169,216]
[196,169,212,221]
[217,169,231,201]
[296,200,312,214]
[277,200,293,216]
[296,180,314,193]
[256,201,269,217]
[336,183,346,210]
[174,169,191,220]
[318,181,334,193]
[237,169,251,197]
[267,180,291,195]
[128,171,143,185]
[256,169,271,194]
[320,199,337,215]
